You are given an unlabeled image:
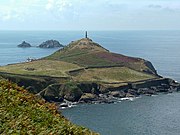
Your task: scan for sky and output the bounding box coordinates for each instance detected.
[0,0,180,30]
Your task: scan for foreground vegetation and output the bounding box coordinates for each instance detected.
[0,79,98,135]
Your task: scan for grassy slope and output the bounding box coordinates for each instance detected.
[46,50,115,67]
[45,38,155,74]
[73,67,156,83]
[0,62,156,83]
[45,38,113,67]
[0,60,81,77]
[0,80,98,135]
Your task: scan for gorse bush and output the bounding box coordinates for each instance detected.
[0,80,98,135]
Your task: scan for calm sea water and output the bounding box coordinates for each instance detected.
[1,31,180,135]
[63,94,180,135]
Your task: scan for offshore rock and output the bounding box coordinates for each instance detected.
[38,40,63,48]
[18,41,31,48]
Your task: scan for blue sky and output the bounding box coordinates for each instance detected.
[0,0,180,30]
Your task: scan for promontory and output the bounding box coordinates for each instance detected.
[0,37,180,106]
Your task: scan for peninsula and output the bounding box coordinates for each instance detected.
[0,37,180,107]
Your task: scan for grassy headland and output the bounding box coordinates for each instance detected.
[0,37,163,103]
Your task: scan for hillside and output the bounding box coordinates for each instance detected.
[45,38,157,75]
[0,38,158,84]
[0,37,177,105]
[0,79,98,134]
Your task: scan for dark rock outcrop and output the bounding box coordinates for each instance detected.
[18,41,31,48]
[143,60,158,75]
[77,83,100,94]
[39,84,63,102]
[59,83,83,102]
[38,40,63,48]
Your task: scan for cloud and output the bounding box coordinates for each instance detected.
[46,0,54,10]
[0,6,23,21]
[45,0,72,11]
[45,0,79,21]
[147,3,180,12]
[0,0,44,21]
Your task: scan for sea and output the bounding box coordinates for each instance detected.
[1,30,180,135]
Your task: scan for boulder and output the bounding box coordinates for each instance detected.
[18,41,31,48]
[138,88,156,95]
[110,91,126,98]
[38,40,63,48]
[126,93,136,98]
[79,93,97,103]
[60,103,69,108]
[128,89,139,96]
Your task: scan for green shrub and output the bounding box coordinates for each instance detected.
[0,80,98,135]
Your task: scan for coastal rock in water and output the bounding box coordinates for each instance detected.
[38,40,63,48]
[126,93,136,98]
[18,41,31,48]
[60,103,69,108]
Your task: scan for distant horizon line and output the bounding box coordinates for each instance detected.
[0,29,180,31]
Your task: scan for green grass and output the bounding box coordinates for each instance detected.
[44,38,155,75]
[0,60,81,77]
[60,52,115,67]
[0,80,98,135]
[0,59,156,84]
[44,38,114,67]
[73,67,156,83]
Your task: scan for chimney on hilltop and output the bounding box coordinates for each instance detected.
[85,31,88,38]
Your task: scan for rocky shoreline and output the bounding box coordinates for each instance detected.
[53,77,180,109]
[0,71,179,110]
[58,78,180,109]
